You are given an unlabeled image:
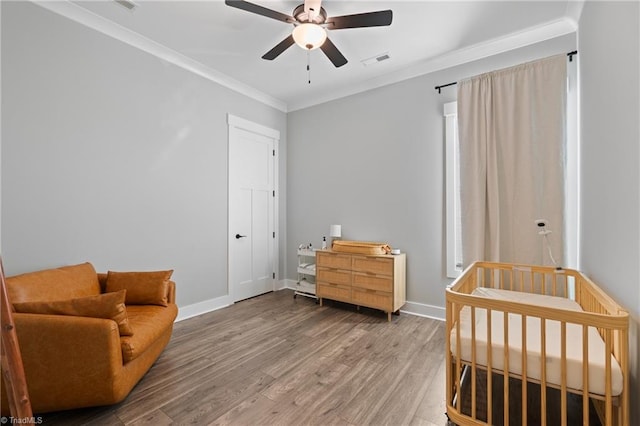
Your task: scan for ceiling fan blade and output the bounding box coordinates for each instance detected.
[326,10,393,29]
[320,38,347,68]
[262,35,295,60]
[225,0,294,23]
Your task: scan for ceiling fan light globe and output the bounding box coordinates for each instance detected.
[292,23,327,51]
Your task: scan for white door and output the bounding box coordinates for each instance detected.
[228,115,278,302]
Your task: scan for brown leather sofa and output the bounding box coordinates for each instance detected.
[1,262,178,414]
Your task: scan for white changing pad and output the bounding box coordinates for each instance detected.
[450,288,623,397]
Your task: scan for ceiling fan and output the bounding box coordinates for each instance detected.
[224,0,393,68]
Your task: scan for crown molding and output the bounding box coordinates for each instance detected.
[287,16,578,111]
[32,1,580,114]
[33,1,288,112]
[564,0,585,28]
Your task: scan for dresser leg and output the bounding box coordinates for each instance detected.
[319,298,323,306]
[387,312,391,322]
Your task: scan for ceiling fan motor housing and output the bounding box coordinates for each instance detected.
[293,4,327,24]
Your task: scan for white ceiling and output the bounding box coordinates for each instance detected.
[49,0,581,111]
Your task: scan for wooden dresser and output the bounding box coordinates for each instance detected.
[316,250,406,321]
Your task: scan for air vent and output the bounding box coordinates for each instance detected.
[361,52,390,67]
[114,0,138,11]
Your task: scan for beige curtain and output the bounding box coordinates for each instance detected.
[457,54,567,267]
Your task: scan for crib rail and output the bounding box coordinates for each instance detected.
[445,261,629,426]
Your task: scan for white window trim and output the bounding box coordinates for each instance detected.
[444,102,462,278]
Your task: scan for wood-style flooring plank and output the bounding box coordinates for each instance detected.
[371,325,445,425]
[125,409,174,426]
[38,290,448,425]
[411,360,448,426]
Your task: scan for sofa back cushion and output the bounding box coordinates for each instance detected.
[7,262,101,304]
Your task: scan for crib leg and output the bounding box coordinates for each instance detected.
[444,412,454,425]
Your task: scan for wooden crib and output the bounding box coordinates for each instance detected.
[445,261,629,426]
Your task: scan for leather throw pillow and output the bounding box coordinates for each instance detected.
[105,270,173,307]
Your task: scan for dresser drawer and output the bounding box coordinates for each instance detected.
[317,268,351,286]
[352,288,393,312]
[352,256,393,276]
[352,272,393,292]
[318,283,351,302]
[317,252,352,269]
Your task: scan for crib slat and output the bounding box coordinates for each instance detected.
[605,329,612,426]
[503,311,509,425]
[561,321,567,426]
[519,270,524,292]
[471,306,477,420]
[522,314,528,426]
[582,324,589,425]
[621,327,629,426]
[490,267,495,288]
[540,317,547,426]
[445,298,452,411]
[530,270,534,293]
[487,308,493,425]
[509,269,516,290]
[455,303,462,413]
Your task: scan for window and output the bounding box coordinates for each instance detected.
[444,102,462,278]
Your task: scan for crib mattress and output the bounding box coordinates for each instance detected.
[450,288,623,397]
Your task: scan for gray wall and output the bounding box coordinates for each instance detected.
[287,34,576,309]
[578,2,640,424]
[1,2,287,307]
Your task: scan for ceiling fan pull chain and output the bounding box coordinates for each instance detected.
[307,50,311,84]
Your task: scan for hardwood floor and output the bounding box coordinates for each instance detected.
[41,290,448,426]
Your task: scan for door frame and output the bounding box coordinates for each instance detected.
[227,114,280,301]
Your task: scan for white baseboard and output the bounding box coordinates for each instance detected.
[176,281,445,322]
[400,301,446,321]
[176,294,233,322]
[176,280,292,322]
[280,278,297,290]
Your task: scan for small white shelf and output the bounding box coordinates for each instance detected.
[295,248,317,300]
[295,278,316,295]
[297,264,316,276]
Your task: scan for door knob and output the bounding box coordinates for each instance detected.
[235,234,247,239]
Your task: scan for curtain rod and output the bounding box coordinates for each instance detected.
[434,50,578,93]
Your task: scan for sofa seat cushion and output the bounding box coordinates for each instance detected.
[121,304,178,363]
[7,262,101,304]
